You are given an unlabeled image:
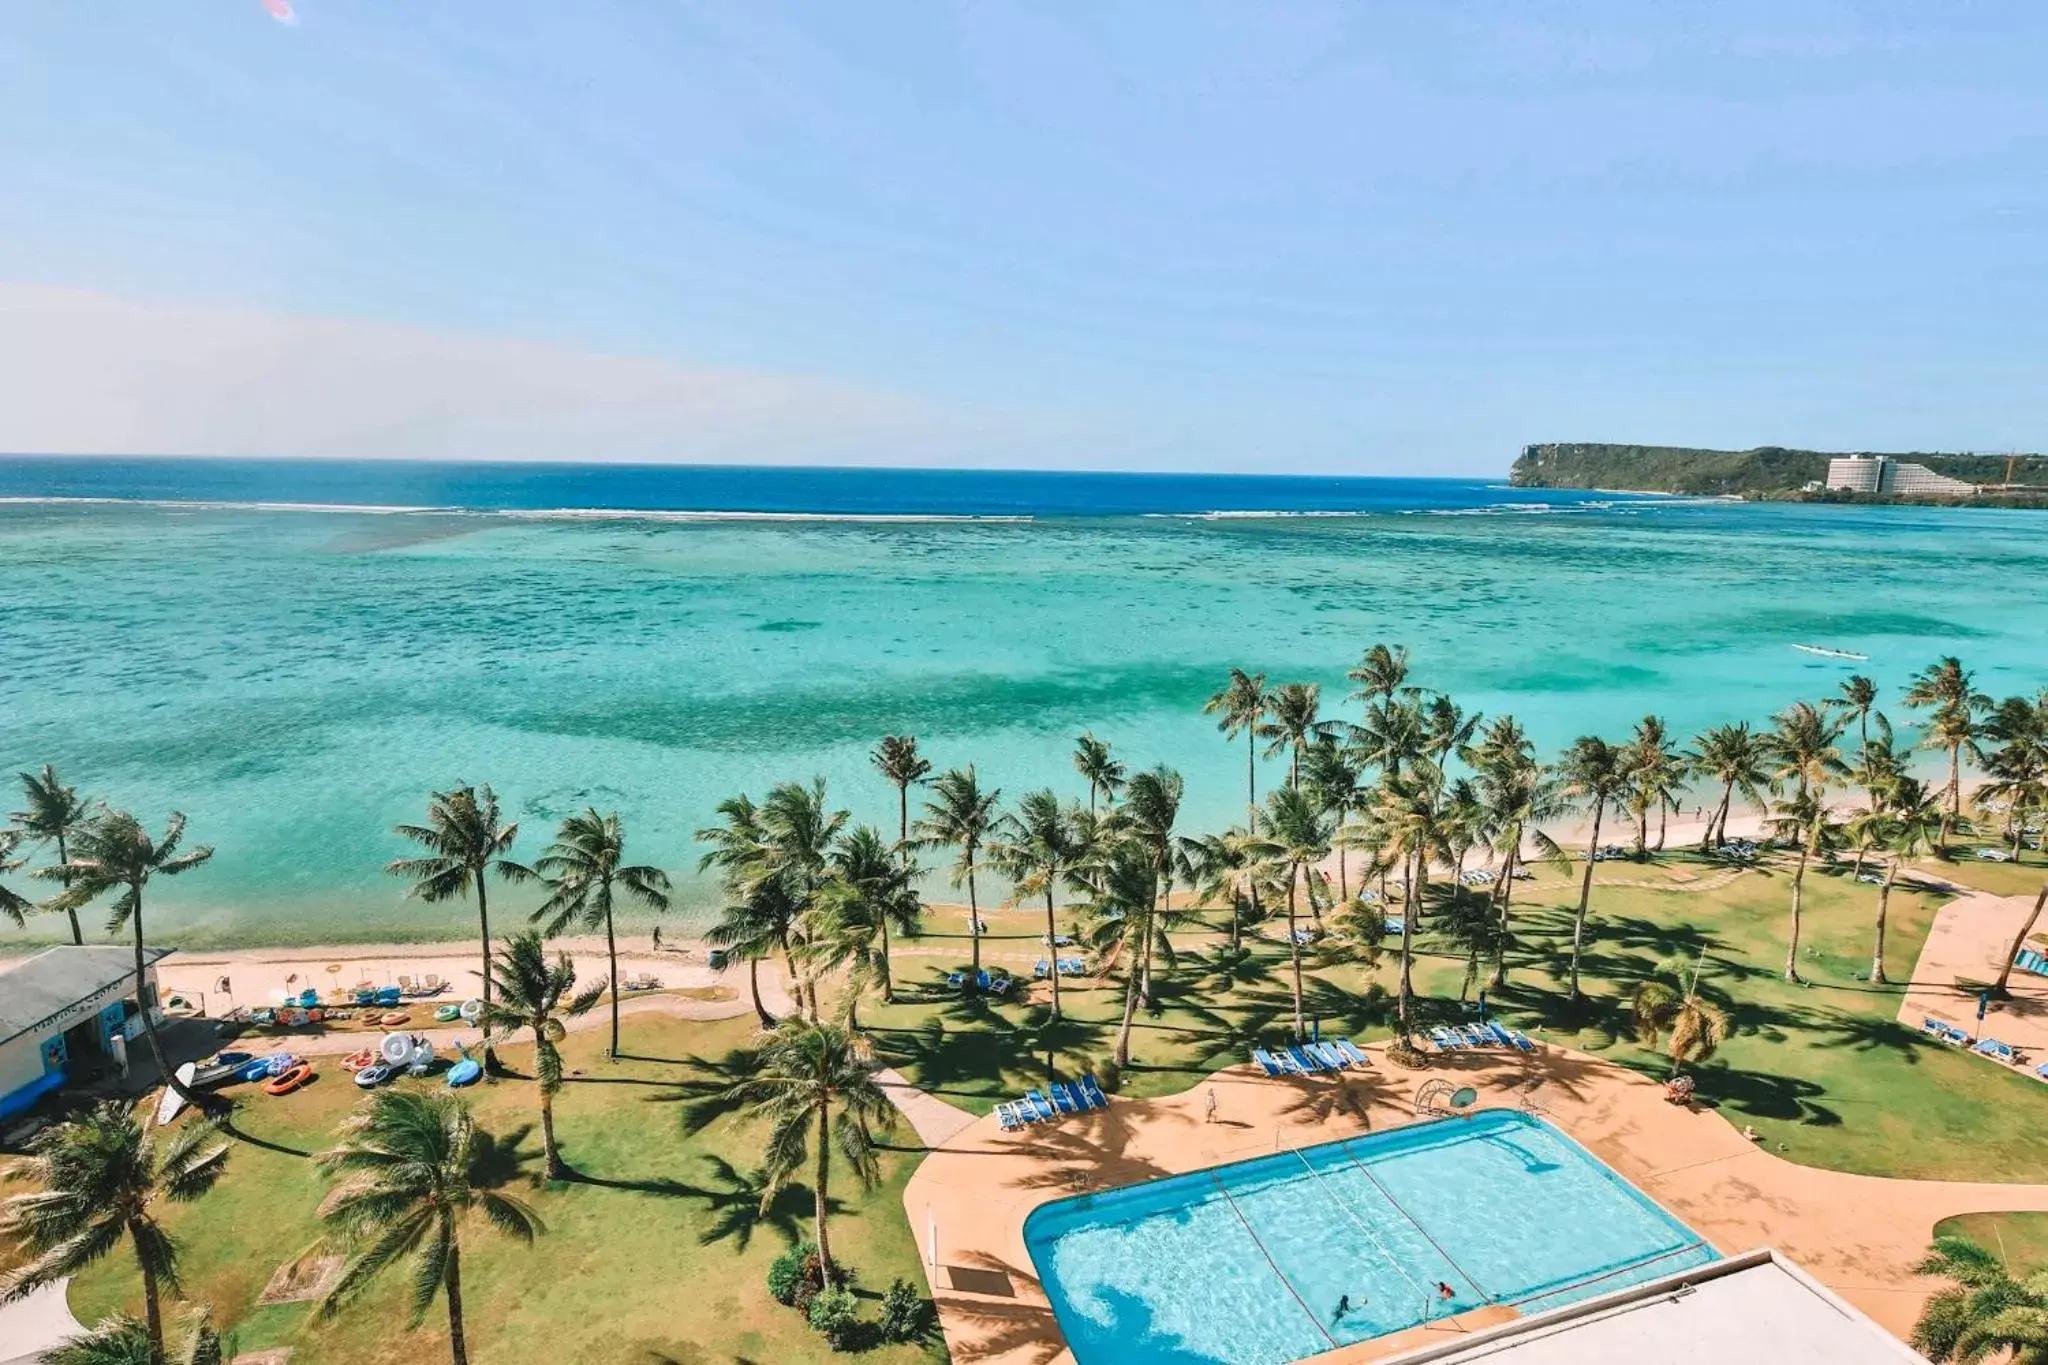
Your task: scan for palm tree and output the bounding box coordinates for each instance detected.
[1419,694,1480,769]
[1120,766,1186,1005]
[1178,825,1262,952]
[1204,668,1269,829]
[1827,674,1880,756]
[1911,1234,2048,1364]
[0,1100,229,1365]
[719,1018,894,1289]
[1556,737,1631,1000]
[914,767,1000,977]
[1347,696,1426,786]
[1346,642,1411,706]
[1302,738,1366,900]
[316,1091,543,1365]
[44,812,214,1109]
[1373,766,1446,1032]
[1623,715,1681,855]
[0,829,30,928]
[1983,693,2048,858]
[1992,879,2048,999]
[1769,788,1838,983]
[753,779,850,1018]
[43,1308,225,1365]
[809,825,922,1020]
[1858,778,1942,985]
[388,786,522,1071]
[1260,682,1335,788]
[1765,700,1850,799]
[870,735,932,862]
[992,791,1083,1020]
[1689,722,1772,849]
[479,931,603,1178]
[1081,839,1160,1069]
[1905,657,1991,839]
[1474,750,1566,989]
[704,877,795,1029]
[1423,884,1506,1003]
[527,809,670,1060]
[1071,732,1127,815]
[1631,952,1731,1076]
[12,764,95,944]
[1252,784,1335,1037]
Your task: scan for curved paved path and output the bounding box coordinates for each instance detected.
[0,1278,83,1365]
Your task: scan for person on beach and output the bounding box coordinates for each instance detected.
[652,924,663,951]
[1204,1087,1217,1123]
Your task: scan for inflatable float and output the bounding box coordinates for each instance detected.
[445,1057,482,1088]
[263,1063,315,1096]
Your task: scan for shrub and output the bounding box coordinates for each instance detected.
[767,1240,820,1308]
[808,1286,861,1350]
[879,1277,934,1343]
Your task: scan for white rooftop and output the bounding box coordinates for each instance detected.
[1388,1250,1921,1364]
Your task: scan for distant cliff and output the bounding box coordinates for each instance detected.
[1510,443,2048,498]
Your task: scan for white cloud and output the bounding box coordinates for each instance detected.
[0,283,988,464]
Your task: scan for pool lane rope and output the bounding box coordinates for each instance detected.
[1284,1144,1431,1306]
[1208,1171,1341,1351]
[1339,1141,1495,1305]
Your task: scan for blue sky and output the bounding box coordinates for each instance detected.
[2,2,2045,473]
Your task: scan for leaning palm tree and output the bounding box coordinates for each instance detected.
[1260,682,1335,788]
[1689,722,1772,849]
[1623,715,1681,854]
[1911,1234,2048,1364]
[316,1091,543,1365]
[1120,766,1186,1006]
[1861,778,1942,985]
[43,1308,225,1365]
[870,735,933,862]
[914,767,1001,977]
[1905,657,1991,838]
[1081,840,1161,1070]
[1769,788,1838,984]
[527,808,671,1060]
[12,764,95,943]
[1301,738,1366,899]
[1251,784,1335,1038]
[43,812,213,1109]
[1204,668,1270,830]
[808,825,922,1020]
[1475,752,1566,990]
[1992,878,2048,999]
[719,1019,895,1289]
[388,786,522,1071]
[703,877,796,1029]
[992,791,1084,1020]
[1981,697,2048,860]
[1071,732,1127,815]
[1827,674,1881,757]
[0,1100,229,1365]
[0,828,30,928]
[1372,766,1446,1032]
[1419,693,1481,769]
[1556,737,1631,1000]
[479,931,603,1178]
[1631,951,1731,1076]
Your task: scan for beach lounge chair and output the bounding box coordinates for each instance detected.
[1488,1022,1537,1053]
[1332,1038,1371,1067]
[397,975,415,994]
[995,1101,1023,1130]
[1026,1090,1058,1122]
[1429,1027,1466,1051]
[1921,1016,1949,1039]
[1311,1042,1349,1070]
[1251,1048,1285,1077]
[946,971,965,990]
[1456,1024,1496,1048]
[423,974,444,993]
[1285,1045,1325,1073]
[1941,1023,1973,1046]
[1079,1075,1110,1109]
[1270,1047,1305,1075]
[1050,1083,1081,1115]
[1384,917,1405,935]
[2038,1061,2048,1083]
[1973,1038,2019,1064]
[2016,949,2048,976]
[989,970,1014,995]
[1034,959,1051,978]
[975,970,993,992]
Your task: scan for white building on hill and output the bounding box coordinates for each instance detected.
[1825,453,1976,495]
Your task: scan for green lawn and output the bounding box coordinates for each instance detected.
[873,849,2048,1182]
[60,1017,941,1365]
[1933,1213,2048,1275]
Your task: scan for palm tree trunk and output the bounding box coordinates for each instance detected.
[1710,782,1734,849]
[130,887,201,1110]
[1337,843,1348,904]
[1138,898,1155,1010]
[539,1065,562,1177]
[1992,880,2048,996]
[1115,952,1140,1068]
[1872,866,1896,985]
[1491,846,1518,989]
[136,1223,165,1365]
[1656,800,1669,852]
[58,832,82,945]
[814,1099,835,1286]
[1287,872,1305,1038]
[748,956,773,1028]
[1397,853,1417,1034]
[967,861,981,975]
[1569,805,1603,1000]
[444,1234,469,1365]
[1785,845,1809,983]
[476,875,498,1073]
[1045,889,1062,1021]
[1944,745,1962,846]
[1246,733,1258,833]
[604,905,621,1060]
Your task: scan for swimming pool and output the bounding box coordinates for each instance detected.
[1023,1109,1716,1365]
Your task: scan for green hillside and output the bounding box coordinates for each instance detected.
[1511,442,2048,497]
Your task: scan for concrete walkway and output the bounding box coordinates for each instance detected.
[0,1278,83,1365]
[876,1067,978,1149]
[1898,887,2048,1074]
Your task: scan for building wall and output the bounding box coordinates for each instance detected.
[1825,456,1885,491]
[1886,462,1977,495]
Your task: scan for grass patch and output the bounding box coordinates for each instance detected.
[1933,1213,2048,1275]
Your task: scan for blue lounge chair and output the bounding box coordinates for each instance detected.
[2016,949,2048,976]
[1286,1045,1325,1073]
[1920,1016,1948,1039]
[1456,1024,1495,1048]
[975,970,993,992]
[1069,1079,1098,1112]
[1080,1075,1110,1109]
[1384,917,1405,935]
[989,971,1014,995]
[1332,1039,1371,1067]
[1311,1042,1350,1070]
[1033,959,1051,978]
[1974,1038,2019,1064]
[1058,957,1087,974]
[946,972,966,990]
[1429,1027,1466,1051]
[1942,1023,1973,1046]
[1488,1022,1537,1053]
[1026,1089,1057,1122]
[2038,1061,2048,1082]
[995,1101,1024,1130]
[1051,1083,1081,1114]
[1251,1048,1286,1077]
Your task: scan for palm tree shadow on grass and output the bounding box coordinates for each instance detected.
[471,1121,540,1190]
[684,1154,841,1251]
[651,1046,762,1130]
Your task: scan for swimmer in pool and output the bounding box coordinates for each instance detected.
[1332,1293,1354,1325]
[1437,1281,1456,1301]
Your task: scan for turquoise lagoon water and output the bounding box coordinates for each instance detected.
[1023,1109,1716,1365]
[4,459,2047,945]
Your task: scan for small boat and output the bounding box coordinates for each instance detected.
[1792,644,1870,661]
[191,1059,250,1089]
[445,1057,482,1089]
[155,1063,198,1126]
[434,1003,463,1023]
[354,1063,394,1089]
[339,1048,377,1073]
[263,1063,315,1096]
[211,1051,253,1067]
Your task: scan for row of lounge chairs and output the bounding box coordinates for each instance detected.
[1033,958,1087,978]
[1922,1016,2048,1079]
[1251,1039,1371,1076]
[946,968,1015,995]
[996,1075,1109,1130]
[2014,948,2048,977]
[1431,1022,1536,1053]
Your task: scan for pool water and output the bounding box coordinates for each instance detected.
[1023,1110,1716,1365]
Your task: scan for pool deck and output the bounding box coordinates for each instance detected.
[902,1042,2048,1363]
[1896,886,2048,1075]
